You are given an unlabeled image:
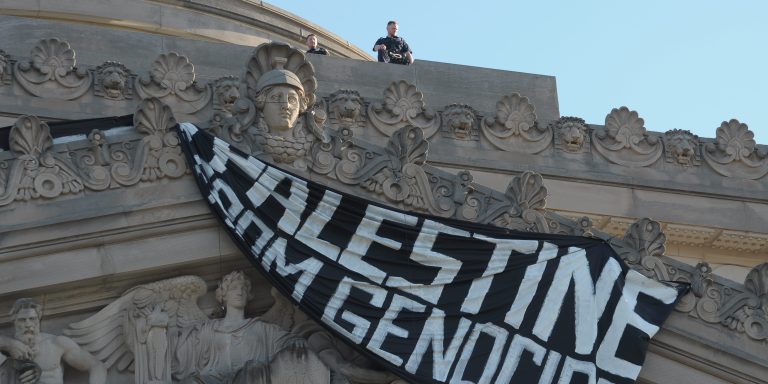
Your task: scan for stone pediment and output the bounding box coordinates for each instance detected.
[0,40,767,383]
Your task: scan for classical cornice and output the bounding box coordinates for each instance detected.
[0,39,766,345]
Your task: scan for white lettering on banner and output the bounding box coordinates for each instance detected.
[180,123,683,384]
[236,210,275,255]
[460,235,538,314]
[368,293,426,366]
[505,241,559,328]
[209,178,244,226]
[538,351,562,384]
[533,249,622,354]
[322,277,387,344]
[404,308,472,381]
[495,334,547,383]
[259,237,322,302]
[450,323,509,384]
[596,270,677,379]
[338,205,417,284]
[254,168,309,235]
[387,220,465,304]
[294,190,344,261]
[559,356,597,384]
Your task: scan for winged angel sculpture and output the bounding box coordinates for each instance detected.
[63,271,402,384]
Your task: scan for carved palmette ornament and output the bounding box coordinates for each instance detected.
[0,116,84,205]
[13,38,93,100]
[136,52,211,113]
[335,126,454,217]
[593,107,663,167]
[619,218,671,280]
[480,93,551,153]
[368,80,441,138]
[489,171,550,232]
[702,119,768,179]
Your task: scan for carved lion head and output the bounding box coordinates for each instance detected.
[329,89,363,123]
[552,116,587,152]
[96,61,130,99]
[214,76,241,112]
[665,129,698,166]
[443,104,476,139]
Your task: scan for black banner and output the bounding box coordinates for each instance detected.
[178,123,684,384]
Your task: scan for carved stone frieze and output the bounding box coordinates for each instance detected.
[335,126,455,217]
[93,61,134,100]
[13,38,93,100]
[327,89,366,131]
[488,171,550,232]
[702,119,768,179]
[71,98,186,190]
[593,107,663,167]
[440,103,479,141]
[0,49,11,86]
[480,93,551,153]
[0,115,84,206]
[135,52,211,113]
[551,116,590,153]
[367,80,441,138]
[663,129,701,166]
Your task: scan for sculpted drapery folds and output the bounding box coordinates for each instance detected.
[64,271,334,383]
[173,271,327,384]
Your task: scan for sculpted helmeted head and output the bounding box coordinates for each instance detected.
[216,271,254,310]
[254,64,309,132]
[11,298,42,344]
[443,104,476,139]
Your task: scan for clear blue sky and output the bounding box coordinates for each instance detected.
[268,0,767,145]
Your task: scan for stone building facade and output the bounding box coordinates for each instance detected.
[0,1,766,383]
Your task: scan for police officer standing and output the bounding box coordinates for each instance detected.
[373,21,413,65]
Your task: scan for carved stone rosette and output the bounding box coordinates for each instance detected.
[13,37,93,100]
[551,116,590,153]
[440,104,479,141]
[593,107,662,167]
[663,129,701,166]
[480,93,551,153]
[0,116,84,205]
[702,119,768,179]
[136,52,211,113]
[367,80,441,138]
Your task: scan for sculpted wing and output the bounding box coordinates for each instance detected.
[64,275,209,372]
